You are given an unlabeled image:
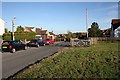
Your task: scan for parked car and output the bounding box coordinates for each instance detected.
[44,39,54,45]
[1,40,27,53]
[27,39,45,47]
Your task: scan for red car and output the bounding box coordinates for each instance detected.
[44,39,54,45]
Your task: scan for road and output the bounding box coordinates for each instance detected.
[2,42,65,78]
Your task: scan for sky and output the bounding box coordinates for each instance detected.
[2,2,118,34]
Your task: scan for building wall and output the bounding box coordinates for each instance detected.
[41,34,47,40]
[36,35,42,39]
[49,35,55,40]
[0,18,5,36]
[114,26,120,37]
[46,31,50,37]
[31,27,36,32]
[24,28,30,32]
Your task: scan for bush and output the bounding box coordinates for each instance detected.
[0,35,2,40]
[3,33,12,40]
[3,32,36,40]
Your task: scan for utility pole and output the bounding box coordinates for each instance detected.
[12,17,16,40]
[86,8,88,39]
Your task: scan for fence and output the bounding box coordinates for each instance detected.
[70,37,120,47]
[97,37,120,42]
[70,38,92,47]
[89,37,97,45]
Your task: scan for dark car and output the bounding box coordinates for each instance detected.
[44,39,54,45]
[1,40,27,53]
[27,39,45,47]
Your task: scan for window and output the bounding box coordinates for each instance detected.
[2,41,10,45]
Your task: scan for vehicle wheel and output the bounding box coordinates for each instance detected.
[1,50,4,53]
[24,46,28,50]
[27,46,30,48]
[43,44,45,46]
[11,48,16,53]
[37,45,40,48]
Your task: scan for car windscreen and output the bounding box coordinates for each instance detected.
[38,39,43,42]
[2,41,10,45]
[30,40,36,43]
[13,41,22,44]
[46,39,50,40]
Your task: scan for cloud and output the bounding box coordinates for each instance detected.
[102,5,118,10]
[93,4,118,11]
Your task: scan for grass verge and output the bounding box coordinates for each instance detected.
[14,42,119,78]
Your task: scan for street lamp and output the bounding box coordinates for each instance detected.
[12,17,16,40]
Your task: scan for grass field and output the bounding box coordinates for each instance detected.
[0,35,2,40]
[14,42,119,78]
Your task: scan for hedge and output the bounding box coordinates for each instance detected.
[3,32,36,41]
[0,35,2,40]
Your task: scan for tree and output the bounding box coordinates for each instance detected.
[5,28,8,33]
[57,34,64,38]
[66,31,73,38]
[16,25,24,33]
[73,32,80,38]
[88,22,102,37]
[57,34,66,41]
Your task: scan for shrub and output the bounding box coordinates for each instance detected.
[3,32,36,40]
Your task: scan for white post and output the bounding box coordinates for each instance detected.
[86,8,88,39]
[12,17,16,40]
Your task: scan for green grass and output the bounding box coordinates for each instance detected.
[15,42,119,78]
[0,35,2,40]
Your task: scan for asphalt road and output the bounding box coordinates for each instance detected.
[2,42,65,78]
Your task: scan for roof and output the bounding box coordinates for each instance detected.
[36,29,48,35]
[25,27,34,29]
[36,28,42,34]
[24,27,49,35]
[24,27,35,32]
[111,19,120,31]
[49,32,55,35]
[111,19,120,25]
[40,30,48,35]
[102,28,110,35]
[102,28,111,31]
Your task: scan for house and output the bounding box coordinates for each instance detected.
[24,27,55,40]
[111,19,120,37]
[72,32,86,39]
[114,26,120,37]
[35,28,42,39]
[79,32,87,39]
[36,29,50,40]
[24,27,36,32]
[0,18,5,36]
[102,28,111,37]
[49,32,56,40]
